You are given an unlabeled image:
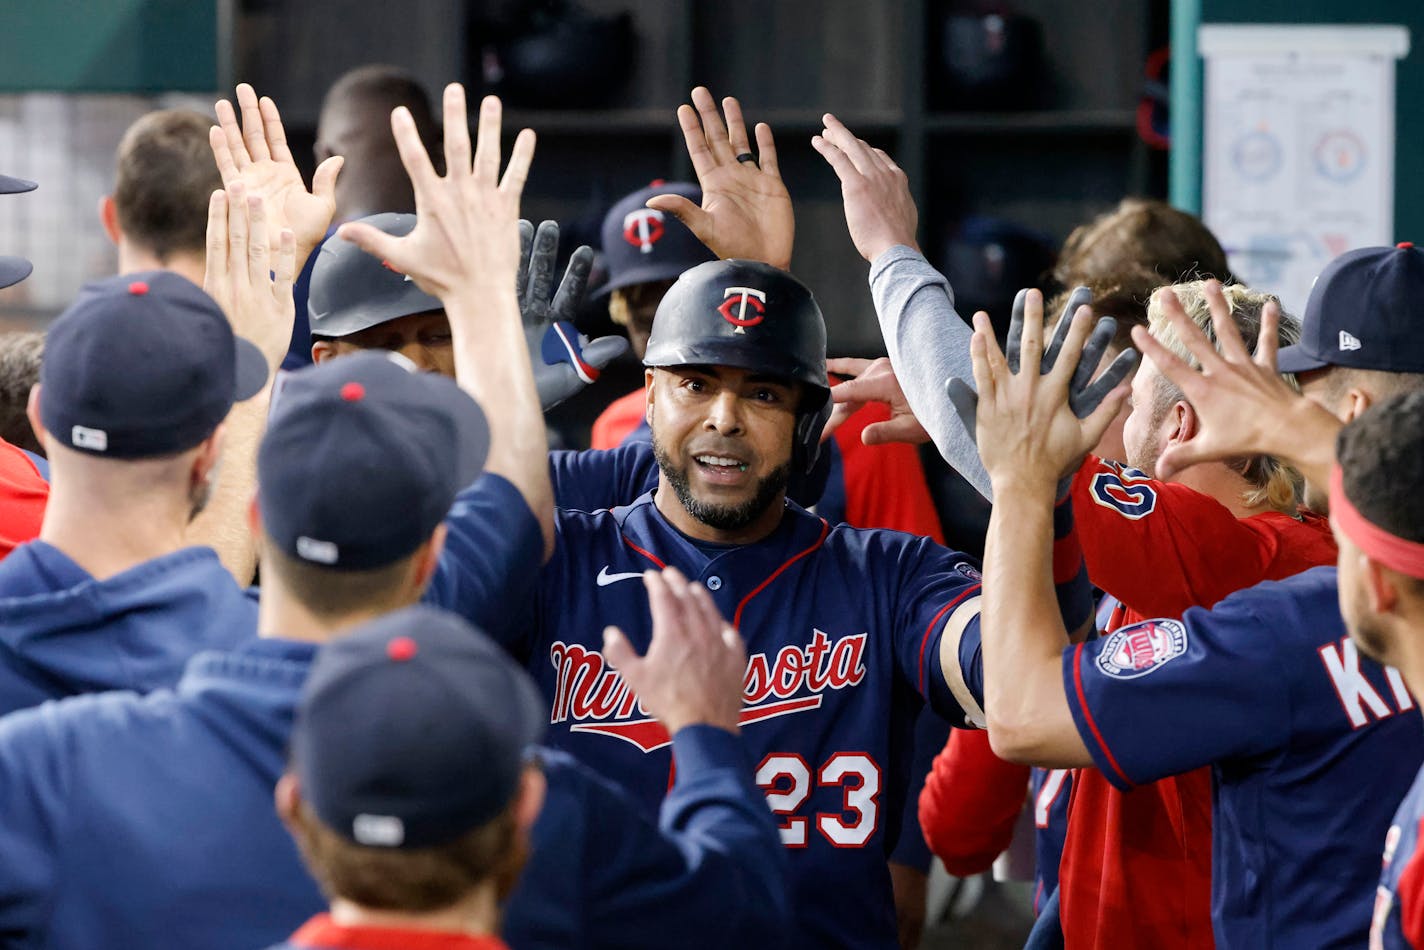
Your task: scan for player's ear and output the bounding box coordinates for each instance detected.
[1163,399,1195,446]
[311,340,337,364]
[1363,555,1401,615]
[273,773,302,830]
[1340,386,1373,424]
[25,384,43,448]
[644,368,657,426]
[98,195,121,246]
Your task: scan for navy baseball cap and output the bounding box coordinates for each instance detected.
[595,180,716,299]
[292,604,546,849]
[1277,243,1424,374]
[1,172,36,289]
[40,271,268,458]
[258,350,489,571]
[309,213,443,339]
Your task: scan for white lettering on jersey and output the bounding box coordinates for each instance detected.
[1385,667,1417,712]
[1319,637,1406,728]
[756,751,882,849]
[1035,769,1071,828]
[548,629,869,753]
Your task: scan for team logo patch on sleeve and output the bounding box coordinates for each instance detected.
[954,562,983,582]
[1095,619,1188,679]
[1089,464,1159,519]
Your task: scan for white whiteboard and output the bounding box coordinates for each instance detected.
[1200,24,1410,316]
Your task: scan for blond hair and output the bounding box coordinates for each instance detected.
[1145,281,1303,512]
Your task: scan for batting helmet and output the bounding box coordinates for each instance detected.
[643,259,831,471]
[308,213,442,339]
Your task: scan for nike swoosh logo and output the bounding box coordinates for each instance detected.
[596,566,645,587]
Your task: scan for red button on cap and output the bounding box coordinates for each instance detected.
[387,636,418,662]
[128,280,149,295]
[1399,242,1415,249]
[340,382,366,402]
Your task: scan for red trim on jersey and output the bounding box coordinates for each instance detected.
[1070,642,1134,787]
[287,914,510,950]
[622,536,667,569]
[915,584,982,695]
[731,519,830,628]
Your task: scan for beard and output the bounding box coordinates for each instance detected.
[653,437,790,533]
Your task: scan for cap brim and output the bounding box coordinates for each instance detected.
[0,174,36,195]
[0,256,32,289]
[1274,344,1331,374]
[232,337,272,402]
[592,261,695,299]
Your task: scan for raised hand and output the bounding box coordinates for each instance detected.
[337,86,532,305]
[649,87,794,269]
[518,218,628,410]
[603,567,747,737]
[211,84,341,261]
[203,183,297,370]
[1131,280,1339,485]
[812,113,918,263]
[972,290,1131,492]
[827,356,931,445]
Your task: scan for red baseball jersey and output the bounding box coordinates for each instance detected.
[0,439,46,562]
[1058,456,1337,948]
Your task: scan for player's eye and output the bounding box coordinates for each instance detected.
[421,332,453,347]
[752,387,782,403]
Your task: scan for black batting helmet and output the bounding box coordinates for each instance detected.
[308,213,442,339]
[643,259,831,471]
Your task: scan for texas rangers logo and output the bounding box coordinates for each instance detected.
[622,208,665,254]
[718,287,767,333]
[1095,619,1188,679]
[549,630,867,753]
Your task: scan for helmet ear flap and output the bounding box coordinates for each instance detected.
[794,389,834,473]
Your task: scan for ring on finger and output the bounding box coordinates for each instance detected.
[735,152,758,166]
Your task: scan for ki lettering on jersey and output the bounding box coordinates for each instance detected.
[547,629,868,753]
[1318,637,1416,729]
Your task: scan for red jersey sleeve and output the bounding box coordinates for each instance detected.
[589,388,647,451]
[0,440,46,562]
[832,401,945,543]
[918,727,1029,876]
[1070,455,1332,619]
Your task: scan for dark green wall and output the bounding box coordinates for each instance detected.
[0,0,217,93]
[1198,0,1422,241]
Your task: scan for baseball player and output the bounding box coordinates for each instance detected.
[588,179,716,449]
[0,173,292,714]
[963,262,1424,946]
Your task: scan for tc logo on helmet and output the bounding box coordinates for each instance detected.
[622,209,666,254]
[718,287,766,333]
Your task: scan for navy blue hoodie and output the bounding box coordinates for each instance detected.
[0,541,258,715]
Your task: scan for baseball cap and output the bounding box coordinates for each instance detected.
[595,180,716,299]
[308,213,442,339]
[1,172,36,289]
[258,350,489,571]
[1277,243,1424,374]
[292,604,546,849]
[40,271,269,458]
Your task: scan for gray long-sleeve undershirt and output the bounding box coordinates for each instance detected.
[869,244,994,500]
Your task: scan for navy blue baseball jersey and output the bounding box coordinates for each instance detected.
[1373,765,1424,949]
[448,490,986,950]
[1065,567,1423,947]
